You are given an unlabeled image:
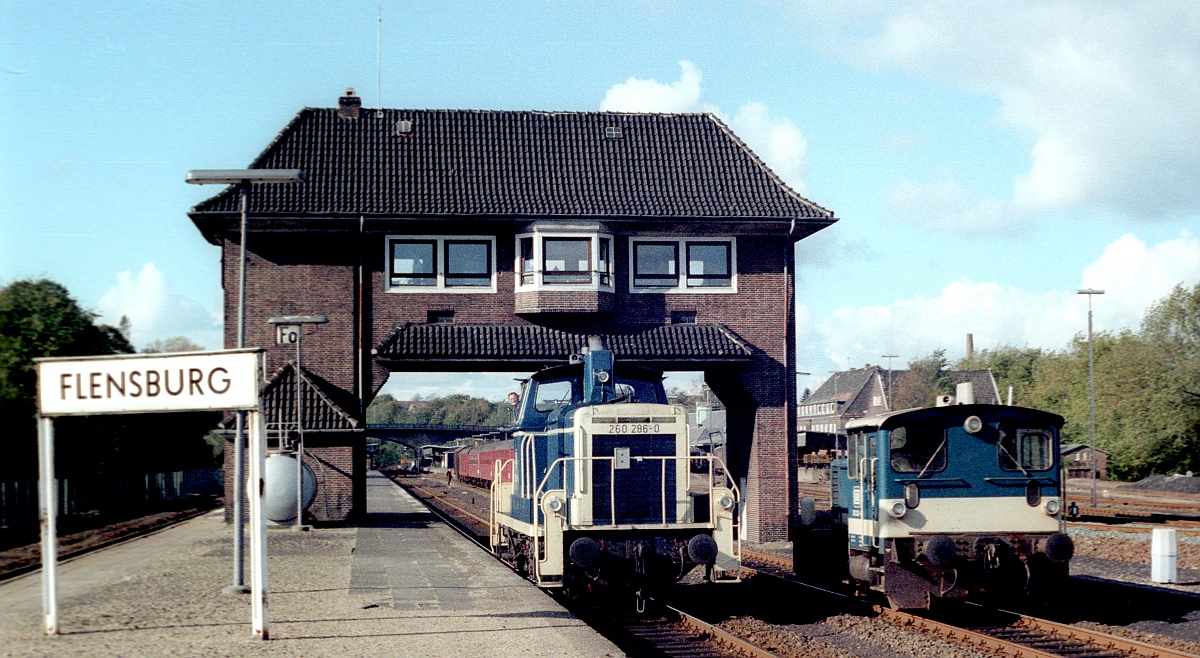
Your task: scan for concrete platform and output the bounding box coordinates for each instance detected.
[0,471,622,657]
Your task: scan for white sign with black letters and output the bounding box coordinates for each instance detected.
[37,350,260,416]
[275,324,300,345]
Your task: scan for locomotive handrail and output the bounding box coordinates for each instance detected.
[489,458,515,552]
[529,453,740,582]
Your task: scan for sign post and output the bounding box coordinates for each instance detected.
[35,350,265,638]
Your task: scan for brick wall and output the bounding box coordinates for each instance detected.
[223,226,797,540]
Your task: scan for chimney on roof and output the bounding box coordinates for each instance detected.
[966,333,974,359]
[338,87,361,120]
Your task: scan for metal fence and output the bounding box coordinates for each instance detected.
[0,468,222,542]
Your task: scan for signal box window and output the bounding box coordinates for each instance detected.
[631,238,735,293]
[445,240,490,287]
[514,231,614,290]
[686,242,731,288]
[386,236,495,292]
[391,240,436,287]
[889,423,947,474]
[543,238,591,284]
[633,242,678,288]
[998,427,1054,472]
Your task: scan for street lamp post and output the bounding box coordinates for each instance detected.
[1077,289,1105,507]
[268,315,327,531]
[186,169,304,593]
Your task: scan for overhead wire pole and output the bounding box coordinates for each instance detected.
[1078,289,1104,508]
[882,354,898,411]
[186,169,305,593]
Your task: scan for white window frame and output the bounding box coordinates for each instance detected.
[628,237,737,294]
[514,229,614,292]
[385,235,497,293]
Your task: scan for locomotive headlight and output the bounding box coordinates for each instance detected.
[595,370,610,383]
[963,415,984,434]
[1044,499,1061,516]
[718,494,735,510]
[887,501,907,519]
[545,495,564,513]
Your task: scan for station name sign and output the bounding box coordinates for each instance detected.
[37,350,261,416]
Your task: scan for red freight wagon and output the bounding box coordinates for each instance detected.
[454,440,514,487]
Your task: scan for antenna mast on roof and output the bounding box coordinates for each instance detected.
[377,3,383,112]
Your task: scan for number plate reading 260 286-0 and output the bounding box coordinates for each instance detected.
[606,423,661,434]
[591,416,676,436]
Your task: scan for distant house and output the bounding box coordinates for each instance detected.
[1061,443,1110,480]
[797,365,1001,444]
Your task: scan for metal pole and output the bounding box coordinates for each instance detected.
[1088,297,1097,508]
[247,409,269,639]
[227,184,250,593]
[295,328,304,528]
[38,416,58,635]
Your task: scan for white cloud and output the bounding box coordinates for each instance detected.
[94,263,221,350]
[600,61,811,193]
[600,60,709,113]
[839,1,1200,228]
[807,231,1200,368]
[884,176,1013,235]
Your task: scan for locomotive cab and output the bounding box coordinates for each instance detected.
[803,402,1073,609]
[490,340,741,590]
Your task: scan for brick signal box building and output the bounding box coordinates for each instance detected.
[189,90,835,542]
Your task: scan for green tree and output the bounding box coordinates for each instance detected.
[142,336,205,353]
[0,280,134,478]
[367,393,511,427]
[891,350,954,410]
[0,280,219,479]
[0,279,132,409]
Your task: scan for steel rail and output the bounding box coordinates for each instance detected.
[662,601,783,658]
[740,549,1199,658]
[396,475,756,657]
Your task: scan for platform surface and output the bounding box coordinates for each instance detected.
[0,472,622,657]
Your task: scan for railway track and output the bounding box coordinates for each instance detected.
[0,502,221,582]
[388,474,778,657]
[741,548,1200,658]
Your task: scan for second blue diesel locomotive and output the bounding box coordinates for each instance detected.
[794,393,1074,609]
[489,338,742,593]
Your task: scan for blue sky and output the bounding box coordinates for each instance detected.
[3,1,1199,402]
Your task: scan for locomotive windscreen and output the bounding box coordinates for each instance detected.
[591,433,677,525]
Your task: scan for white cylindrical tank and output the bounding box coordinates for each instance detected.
[1151,527,1178,583]
[261,453,317,523]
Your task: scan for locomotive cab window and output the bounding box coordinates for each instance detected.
[533,378,581,412]
[888,422,947,474]
[998,427,1054,472]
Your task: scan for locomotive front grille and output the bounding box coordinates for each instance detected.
[591,433,677,525]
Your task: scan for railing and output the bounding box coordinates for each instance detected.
[0,468,222,543]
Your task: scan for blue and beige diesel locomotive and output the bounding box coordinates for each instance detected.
[488,338,741,593]
[794,389,1074,609]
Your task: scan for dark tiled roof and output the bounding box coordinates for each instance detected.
[190,108,833,221]
[234,363,361,431]
[802,367,999,411]
[947,370,1001,405]
[804,367,879,406]
[374,323,753,365]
